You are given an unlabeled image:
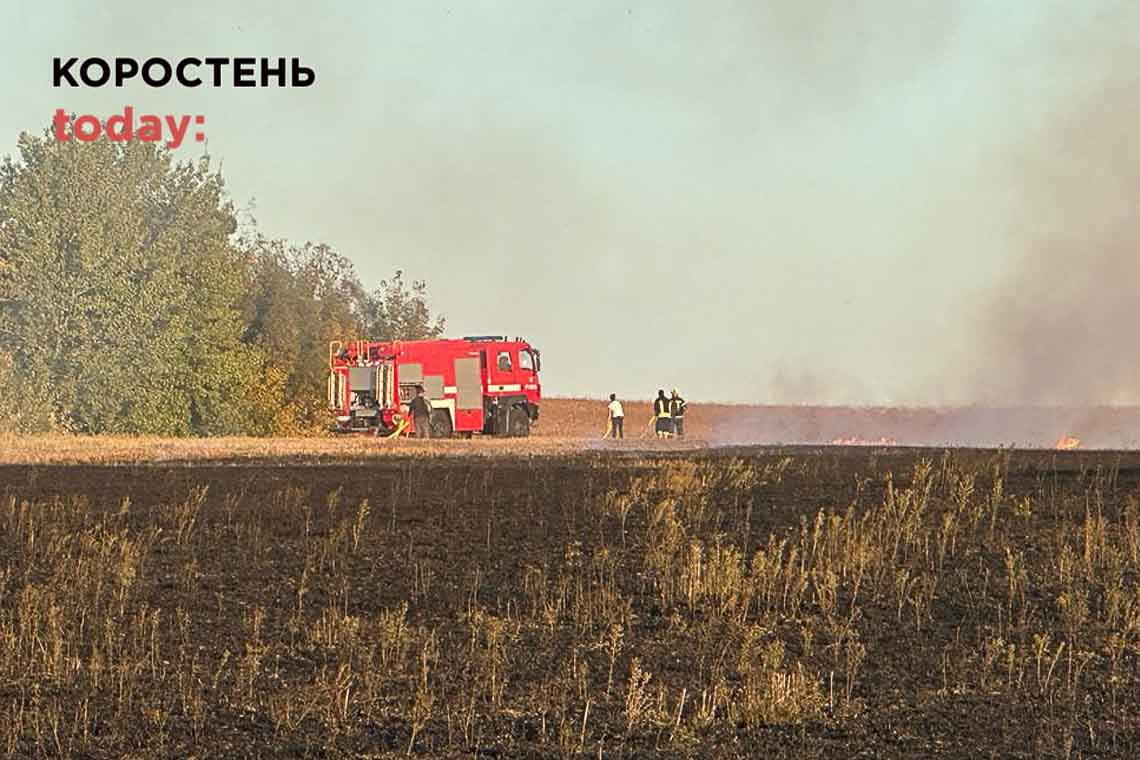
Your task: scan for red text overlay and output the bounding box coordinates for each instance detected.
[54,108,205,149]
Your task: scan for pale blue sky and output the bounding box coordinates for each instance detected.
[2,2,1135,403]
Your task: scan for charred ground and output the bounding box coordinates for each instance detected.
[1,447,1139,758]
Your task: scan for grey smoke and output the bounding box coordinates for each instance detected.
[955,4,1140,404]
[2,2,1139,409]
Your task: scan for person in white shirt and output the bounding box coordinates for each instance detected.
[607,393,625,439]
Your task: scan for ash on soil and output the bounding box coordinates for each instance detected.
[1,447,1138,758]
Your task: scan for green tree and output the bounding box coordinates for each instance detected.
[239,241,447,435]
[239,237,368,434]
[0,129,257,434]
[1,125,448,437]
[359,270,446,341]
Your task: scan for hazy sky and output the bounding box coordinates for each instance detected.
[2,2,1136,404]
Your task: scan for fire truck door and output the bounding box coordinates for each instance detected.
[455,357,483,410]
[488,348,519,392]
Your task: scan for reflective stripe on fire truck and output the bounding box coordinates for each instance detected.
[487,384,522,393]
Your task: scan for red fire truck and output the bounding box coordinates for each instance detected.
[328,336,542,437]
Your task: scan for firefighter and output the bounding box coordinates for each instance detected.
[607,393,625,439]
[670,389,687,438]
[407,386,433,439]
[653,389,673,438]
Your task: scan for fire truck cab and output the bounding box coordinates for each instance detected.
[328,336,541,437]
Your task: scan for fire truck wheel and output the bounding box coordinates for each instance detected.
[507,404,530,437]
[430,409,453,439]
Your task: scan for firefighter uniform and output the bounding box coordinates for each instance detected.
[670,390,687,438]
[653,390,674,437]
[408,391,433,438]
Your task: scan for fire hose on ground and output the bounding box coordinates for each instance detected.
[385,417,410,440]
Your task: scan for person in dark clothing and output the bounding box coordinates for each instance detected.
[670,389,687,438]
[407,386,433,438]
[653,389,674,438]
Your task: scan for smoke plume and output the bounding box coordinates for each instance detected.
[954,5,1140,405]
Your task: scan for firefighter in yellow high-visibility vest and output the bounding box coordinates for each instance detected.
[653,389,674,438]
[670,389,687,438]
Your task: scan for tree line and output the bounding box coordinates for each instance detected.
[0,127,444,435]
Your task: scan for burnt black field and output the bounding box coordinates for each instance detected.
[1,447,1139,758]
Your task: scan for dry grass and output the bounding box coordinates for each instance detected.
[6,397,1138,461]
[0,399,715,464]
[0,432,716,465]
[2,448,1138,756]
[539,397,1140,447]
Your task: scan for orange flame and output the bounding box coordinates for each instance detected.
[830,436,898,446]
[1055,434,1081,450]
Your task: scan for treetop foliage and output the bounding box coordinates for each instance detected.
[0,126,444,435]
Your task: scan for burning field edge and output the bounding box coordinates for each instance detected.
[3,399,1139,465]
